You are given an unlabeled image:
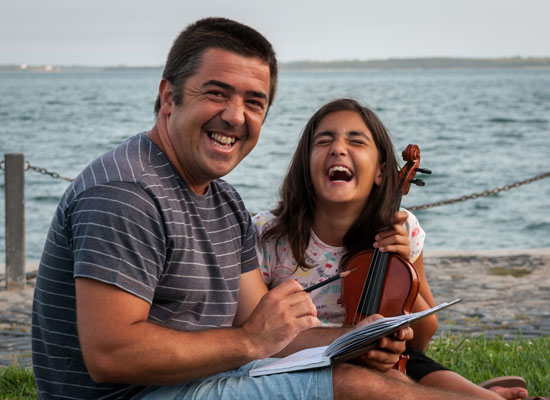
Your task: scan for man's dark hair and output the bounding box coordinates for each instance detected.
[154,17,278,115]
[262,98,400,270]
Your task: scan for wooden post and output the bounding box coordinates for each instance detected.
[4,153,26,290]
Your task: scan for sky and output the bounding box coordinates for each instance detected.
[1,0,549,66]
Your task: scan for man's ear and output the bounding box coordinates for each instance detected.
[158,79,174,114]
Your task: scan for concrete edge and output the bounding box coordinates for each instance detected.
[1,248,549,275]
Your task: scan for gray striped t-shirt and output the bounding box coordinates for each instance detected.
[31,132,259,399]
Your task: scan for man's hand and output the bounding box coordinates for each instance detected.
[241,280,320,359]
[373,210,410,260]
[353,314,414,372]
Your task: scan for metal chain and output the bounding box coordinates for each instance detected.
[24,161,74,182]
[408,171,550,211]
[1,160,548,209]
[0,160,74,182]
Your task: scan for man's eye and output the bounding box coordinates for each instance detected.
[246,99,266,110]
[206,91,225,98]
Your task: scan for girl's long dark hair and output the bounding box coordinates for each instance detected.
[261,98,400,270]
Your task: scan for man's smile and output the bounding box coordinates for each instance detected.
[209,132,237,149]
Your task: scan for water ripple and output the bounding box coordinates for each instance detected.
[2,68,549,259]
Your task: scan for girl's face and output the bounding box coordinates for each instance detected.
[309,110,382,211]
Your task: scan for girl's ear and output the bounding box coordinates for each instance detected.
[374,163,384,186]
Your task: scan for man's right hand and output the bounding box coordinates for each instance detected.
[241,279,320,359]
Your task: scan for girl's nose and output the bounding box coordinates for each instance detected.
[330,138,347,156]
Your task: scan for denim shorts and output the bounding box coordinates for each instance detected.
[141,359,334,400]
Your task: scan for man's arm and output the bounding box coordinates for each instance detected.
[233,268,351,354]
[233,269,412,372]
[76,275,319,385]
[232,268,269,327]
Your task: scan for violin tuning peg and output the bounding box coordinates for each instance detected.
[411,179,425,187]
[416,168,432,175]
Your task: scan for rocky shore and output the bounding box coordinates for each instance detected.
[1,249,549,368]
[424,248,550,339]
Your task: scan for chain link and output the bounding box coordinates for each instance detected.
[24,161,74,182]
[408,171,550,211]
[1,160,548,209]
[0,160,73,182]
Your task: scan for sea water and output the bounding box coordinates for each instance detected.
[1,68,549,261]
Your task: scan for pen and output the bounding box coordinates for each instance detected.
[304,269,356,293]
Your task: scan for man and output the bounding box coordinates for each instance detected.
[32,17,479,399]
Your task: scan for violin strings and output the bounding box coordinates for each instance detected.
[356,250,378,323]
[353,251,377,324]
[367,251,387,314]
[353,249,387,324]
[352,178,409,324]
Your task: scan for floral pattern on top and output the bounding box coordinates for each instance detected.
[253,209,425,326]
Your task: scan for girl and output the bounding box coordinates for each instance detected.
[253,98,527,400]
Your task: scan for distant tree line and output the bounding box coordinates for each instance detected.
[280,57,550,71]
[1,57,549,72]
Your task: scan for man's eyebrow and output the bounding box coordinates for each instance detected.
[202,80,233,91]
[202,80,267,101]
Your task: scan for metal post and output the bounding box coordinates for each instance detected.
[4,153,26,290]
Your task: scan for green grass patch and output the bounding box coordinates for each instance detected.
[1,335,548,398]
[0,366,36,399]
[426,334,550,394]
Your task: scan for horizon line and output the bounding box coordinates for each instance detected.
[2,55,550,69]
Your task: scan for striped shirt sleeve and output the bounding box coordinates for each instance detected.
[68,182,166,303]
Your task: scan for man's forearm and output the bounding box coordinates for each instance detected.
[77,278,263,385]
[78,277,319,385]
[83,321,259,385]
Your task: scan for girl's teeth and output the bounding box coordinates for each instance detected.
[329,166,351,176]
[328,166,352,181]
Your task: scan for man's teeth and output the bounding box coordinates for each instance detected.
[211,133,235,145]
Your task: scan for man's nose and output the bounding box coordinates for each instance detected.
[221,98,245,127]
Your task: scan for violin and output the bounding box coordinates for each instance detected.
[337,144,431,370]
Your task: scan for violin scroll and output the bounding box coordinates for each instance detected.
[399,144,431,196]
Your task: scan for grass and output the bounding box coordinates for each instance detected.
[426,334,550,394]
[0,335,548,399]
[0,367,36,400]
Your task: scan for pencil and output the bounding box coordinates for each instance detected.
[304,269,356,293]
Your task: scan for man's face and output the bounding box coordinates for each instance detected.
[162,48,271,194]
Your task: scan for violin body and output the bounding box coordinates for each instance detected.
[335,144,429,373]
[339,250,420,324]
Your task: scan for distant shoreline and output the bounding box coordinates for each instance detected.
[280,57,550,71]
[2,57,550,73]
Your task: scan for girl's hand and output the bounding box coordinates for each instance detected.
[373,211,410,260]
[354,314,413,372]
